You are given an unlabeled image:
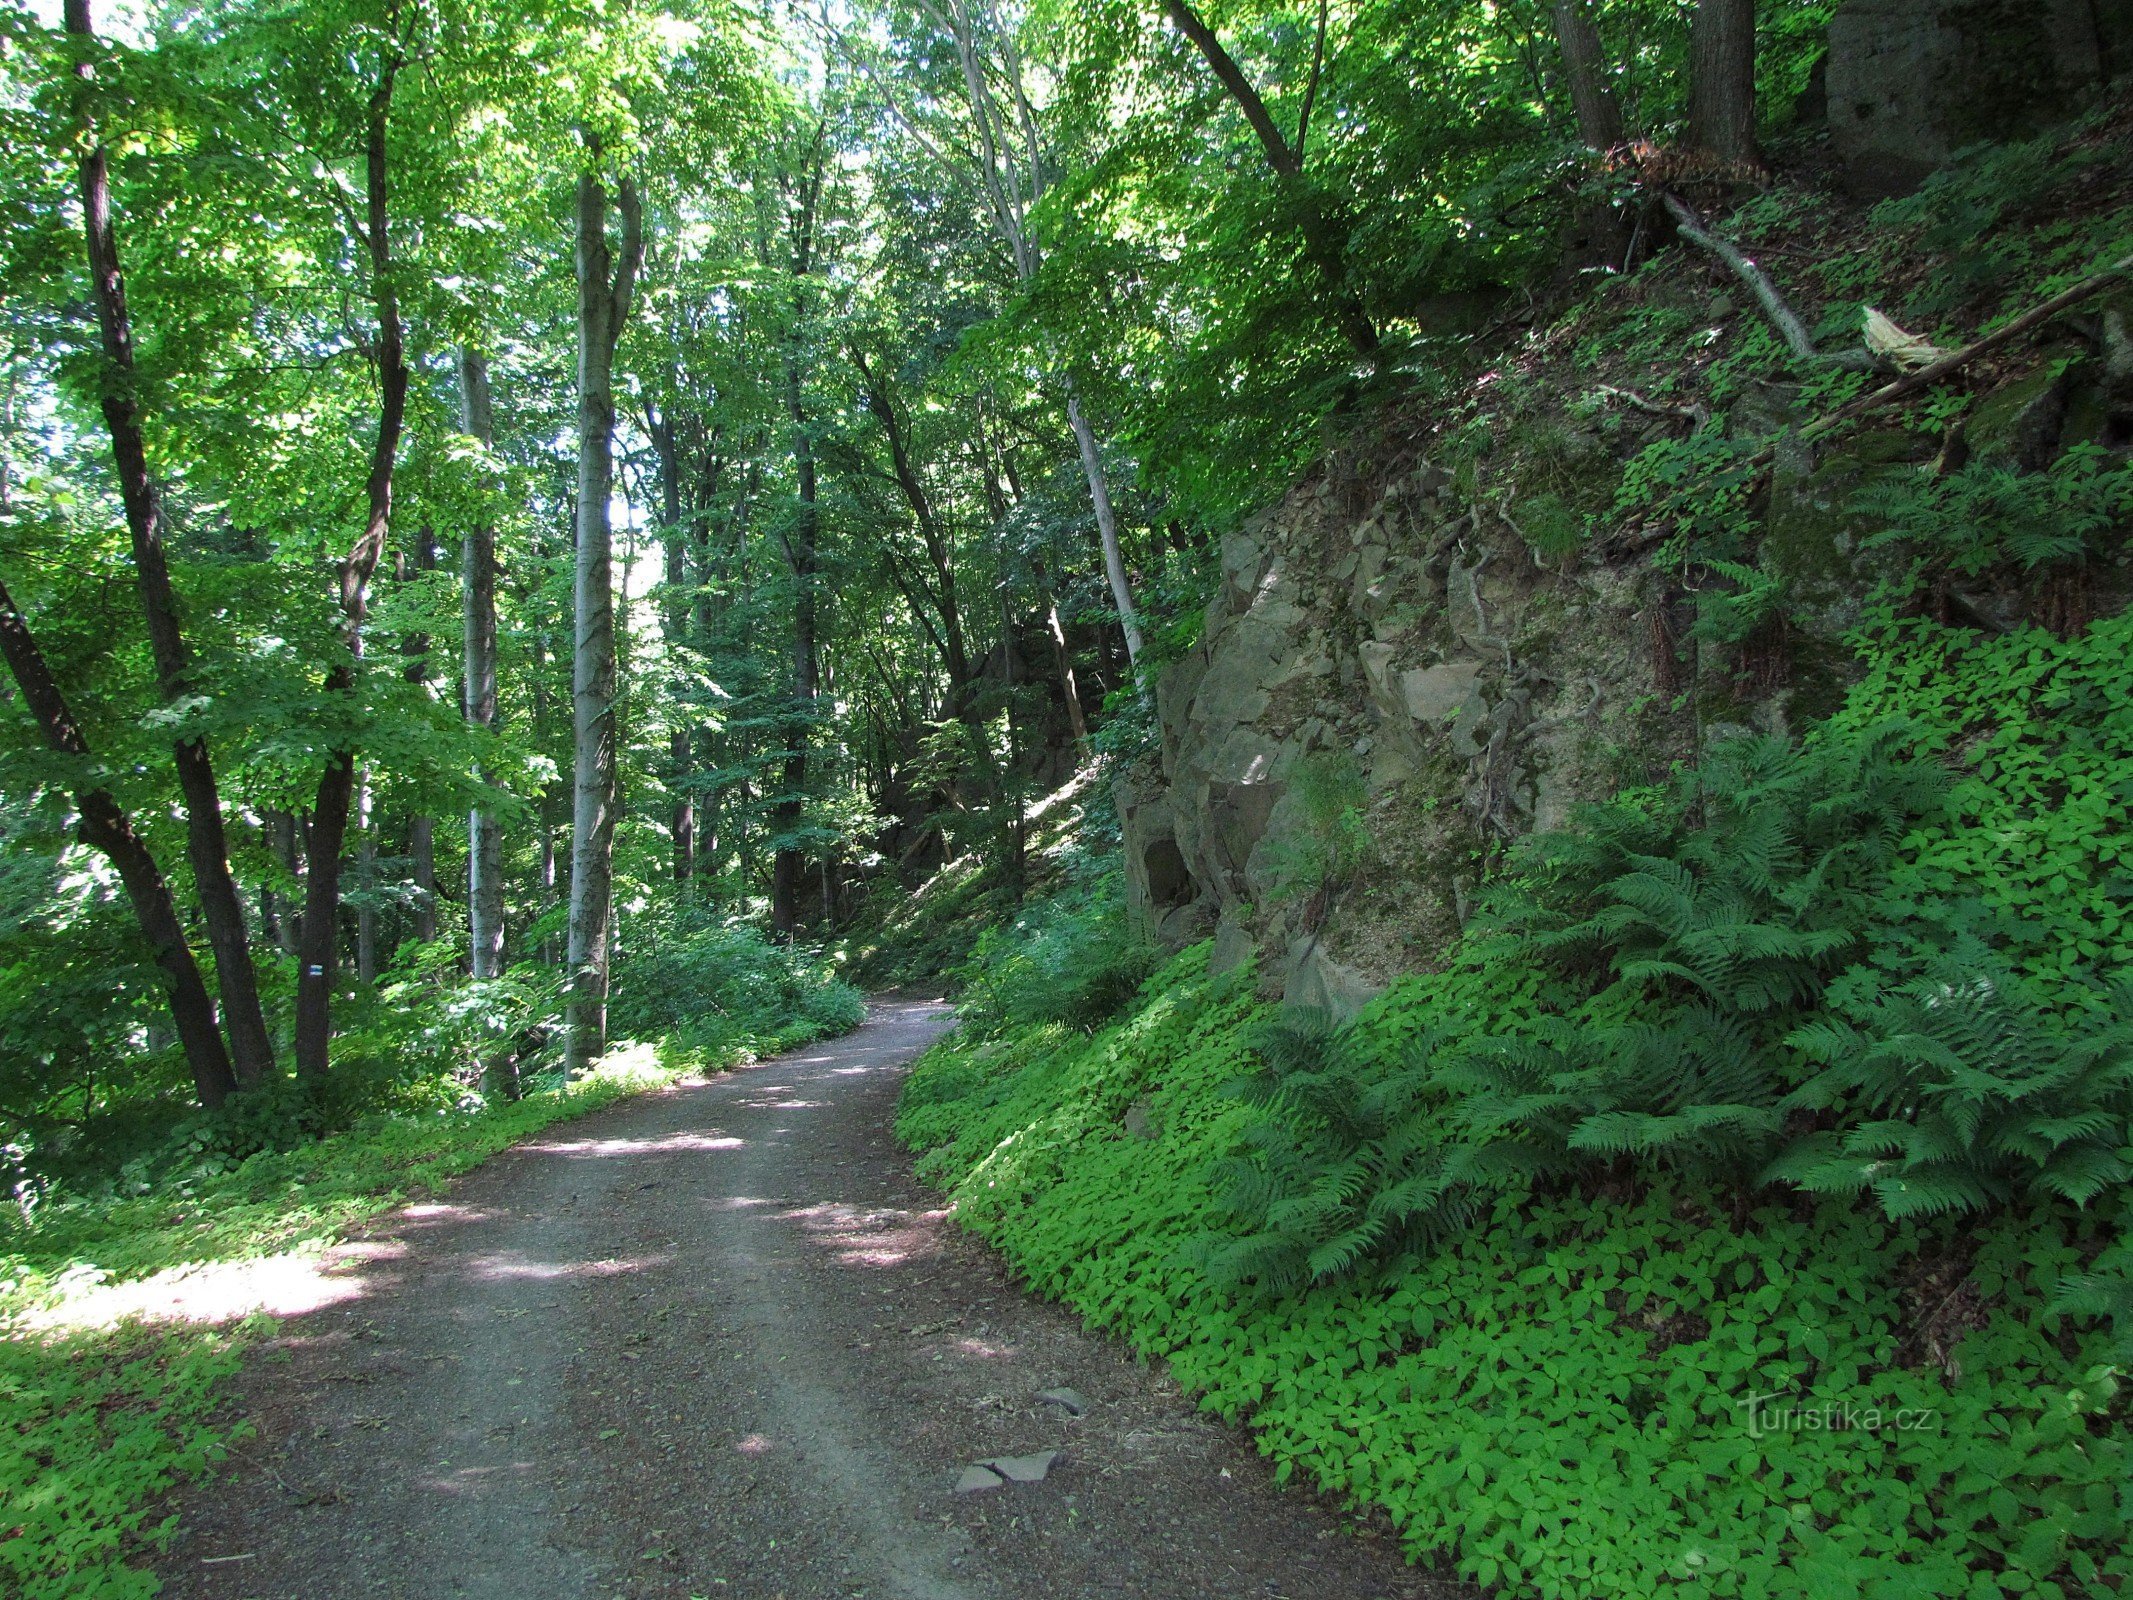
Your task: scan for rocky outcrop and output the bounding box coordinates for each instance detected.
[1122,439,1684,1023]
[1828,0,2132,195]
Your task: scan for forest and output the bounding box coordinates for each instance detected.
[4,0,2132,1595]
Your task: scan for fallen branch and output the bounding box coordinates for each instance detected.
[1597,383,1710,430]
[1662,191,1874,372]
[1801,253,2133,441]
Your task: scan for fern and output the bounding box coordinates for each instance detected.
[1770,956,2133,1220]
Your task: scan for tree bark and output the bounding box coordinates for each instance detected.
[770,342,819,941]
[400,529,438,944]
[1066,387,1145,666]
[458,348,505,981]
[1688,0,1758,166]
[355,766,378,982]
[65,0,275,1088]
[1551,0,1624,150]
[648,402,695,882]
[762,136,827,941]
[0,571,237,1107]
[565,168,644,1074]
[295,50,406,1080]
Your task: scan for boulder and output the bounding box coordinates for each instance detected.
[1281,936,1385,1025]
[1828,0,2128,196]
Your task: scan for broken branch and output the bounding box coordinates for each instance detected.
[1802,253,2133,442]
[1662,191,1874,372]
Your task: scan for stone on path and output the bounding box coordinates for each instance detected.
[982,1450,1061,1484]
[1035,1388,1087,1416]
[955,1465,1006,1494]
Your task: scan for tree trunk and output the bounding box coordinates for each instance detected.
[400,529,437,944]
[1688,0,1758,166]
[565,167,644,1074]
[65,0,275,1088]
[295,51,406,1081]
[764,140,827,943]
[0,571,237,1107]
[1031,557,1089,752]
[1066,388,1145,667]
[266,809,302,955]
[1551,0,1624,149]
[770,345,819,941]
[649,403,695,883]
[458,348,505,981]
[355,766,378,982]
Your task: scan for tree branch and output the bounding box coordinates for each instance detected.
[1662,191,1873,371]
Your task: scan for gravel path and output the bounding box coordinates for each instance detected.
[155,999,1455,1600]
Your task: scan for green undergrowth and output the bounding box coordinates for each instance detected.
[898,614,2133,1599]
[0,1044,687,1600]
[902,950,2128,1598]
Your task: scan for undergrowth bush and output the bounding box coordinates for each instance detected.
[1,1046,681,1600]
[950,869,1159,1038]
[898,609,2133,1598]
[609,911,863,1059]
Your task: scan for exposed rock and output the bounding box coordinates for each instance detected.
[1827,0,2128,196]
[1207,909,1256,976]
[955,1464,1006,1493]
[1281,937,1384,1026]
[1035,1388,1088,1416]
[981,1450,1061,1483]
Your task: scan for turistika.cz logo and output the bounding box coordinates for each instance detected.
[1735,1389,1941,1440]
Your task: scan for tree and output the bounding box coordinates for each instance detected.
[1160,0,1378,356]
[0,573,239,1107]
[63,0,277,1089]
[1688,0,1758,166]
[840,0,1149,665]
[564,162,644,1074]
[1551,0,1623,151]
[294,19,412,1081]
[459,347,505,983]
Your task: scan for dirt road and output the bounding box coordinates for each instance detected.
[156,999,1448,1600]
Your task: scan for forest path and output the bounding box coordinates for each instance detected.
[155,998,1446,1600]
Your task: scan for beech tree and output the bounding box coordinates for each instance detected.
[564,163,645,1073]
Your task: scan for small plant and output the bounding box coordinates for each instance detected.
[1854,441,2133,580]
[952,871,1160,1037]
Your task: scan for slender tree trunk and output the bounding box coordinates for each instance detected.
[458,348,505,981]
[1551,0,1625,149]
[65,0,274,1087]
[1688,0,1759,166]
[0,571,236,1107]
[1066,389,1145,666]
[649,404,696,883]
[266,810,301,956]
[762,138,827,942]
[565,167,644,1074]
[400,529,437,944]
[355,767,378,982]
[1031,557,1089,752]
[770,346,819,941]
[295,53,406,1081]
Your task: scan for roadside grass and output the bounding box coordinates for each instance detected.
[0,1042,687,1600]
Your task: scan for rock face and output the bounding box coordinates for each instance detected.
[1121,439,1684,1024]
[1827,0,2132,195]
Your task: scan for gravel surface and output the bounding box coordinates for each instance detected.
[155,999,1462,1600]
